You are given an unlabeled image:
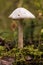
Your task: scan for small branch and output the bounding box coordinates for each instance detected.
[18,0,23,7]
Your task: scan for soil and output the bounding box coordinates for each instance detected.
[0,57,14,65]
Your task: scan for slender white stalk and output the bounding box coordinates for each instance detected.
[18,20,23,49]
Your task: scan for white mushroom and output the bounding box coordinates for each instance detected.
[9,7,35,49]
[9,7,35,19]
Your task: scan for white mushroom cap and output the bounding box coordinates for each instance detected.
[9,7,35,19]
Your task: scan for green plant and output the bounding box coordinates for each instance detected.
[0,45,43,65]
[39,44,43,52]
[0,46,6,57]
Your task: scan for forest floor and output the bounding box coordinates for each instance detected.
[0,57,14,65]
[0,56,43,65]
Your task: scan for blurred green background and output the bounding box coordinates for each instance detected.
[0,0,43,42]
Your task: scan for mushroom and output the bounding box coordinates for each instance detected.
[9,7,35,49]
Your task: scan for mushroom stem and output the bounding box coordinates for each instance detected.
[18,19,23,49]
